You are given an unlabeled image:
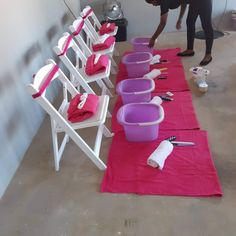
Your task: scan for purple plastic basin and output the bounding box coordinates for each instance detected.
[131,37,153,55]
[117,103,164,142]
[116,78,155,104]
[122,52,152,78]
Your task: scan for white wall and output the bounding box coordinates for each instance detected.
[81,0,236,39]
[0,0,80,198]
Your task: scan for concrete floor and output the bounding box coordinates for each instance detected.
[0,31,236,236]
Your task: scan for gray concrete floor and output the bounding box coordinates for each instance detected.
[1,31,236,236]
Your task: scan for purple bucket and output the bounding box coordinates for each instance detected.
[117,103,164,142]
[122,52,152,78]
[131,37,153,55]
[116,78,155,104]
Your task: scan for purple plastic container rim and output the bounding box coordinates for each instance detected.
[131,37,150,45]
[117,103,164,127]
[116,78,155,95]
[122,52,153,65]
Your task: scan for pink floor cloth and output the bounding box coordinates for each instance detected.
[112,91,200,132]
[101,130,223,197]
[117,48,189,92]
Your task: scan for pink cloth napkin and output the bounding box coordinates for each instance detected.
[99,22,116,35]
[67,94,99,122]
[101,130,223,197]
[92,36,115,52]
[85,54,109,76]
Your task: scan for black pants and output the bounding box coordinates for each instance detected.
[186,0,213,54]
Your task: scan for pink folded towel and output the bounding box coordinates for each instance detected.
[85,54,109,76]
[67,93,99,122]
[99,22,116,35]
[92,36,115,52]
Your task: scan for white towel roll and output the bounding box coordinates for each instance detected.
[147,140,174,169]
[144,69,161,79]
[150,96,163,105]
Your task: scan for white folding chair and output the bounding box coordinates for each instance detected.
[69,17,118,71]
[80,5,118,38]
[53,32,114,97]
[26,59,114,171]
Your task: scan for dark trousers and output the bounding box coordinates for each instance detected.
[186,0,213,54]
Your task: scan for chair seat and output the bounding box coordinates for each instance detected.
[56,95,110,132]
[79,60,111,83]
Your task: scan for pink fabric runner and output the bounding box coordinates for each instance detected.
[101,130,223,197]
[112,91,200,132]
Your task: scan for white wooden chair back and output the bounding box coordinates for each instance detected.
[26,60,113,171]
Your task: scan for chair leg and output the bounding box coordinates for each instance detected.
[107,111,112,118]
[110,56,117,67]
[103,124,114,138]
[104,77,114,89]
[50,119,60,171]
[114,48,119,57]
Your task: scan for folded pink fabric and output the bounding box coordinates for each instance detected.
[101,130,223,197]
[99,22,116,35]
[85,54,109,76]
[92,36,115,52]
[67,94,99,122]
[112,91,200,132]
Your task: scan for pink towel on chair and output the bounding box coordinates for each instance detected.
[99,22,116,35]
[92,36,115,52]
[67,94,99,122]
[85,54,109,76]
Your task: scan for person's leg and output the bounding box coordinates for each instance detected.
[177,2,198,56]
[199,0,213,65]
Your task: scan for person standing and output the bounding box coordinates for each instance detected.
[145,0,213,66]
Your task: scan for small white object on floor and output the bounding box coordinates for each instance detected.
[166,91,174,97]
[144,69,161,79]
[147,140,174,169]
[190,67,210,92]
[150,54,161,65]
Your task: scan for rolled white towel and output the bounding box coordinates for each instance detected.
[147,140,174,169]
[150,54,161,65]
[144,69,161,79]
[150,96,163,105]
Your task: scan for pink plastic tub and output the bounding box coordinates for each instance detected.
[131,37,153,54]
[116,78,155,104]
[122,52,152,78]
[117,103,164,142]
